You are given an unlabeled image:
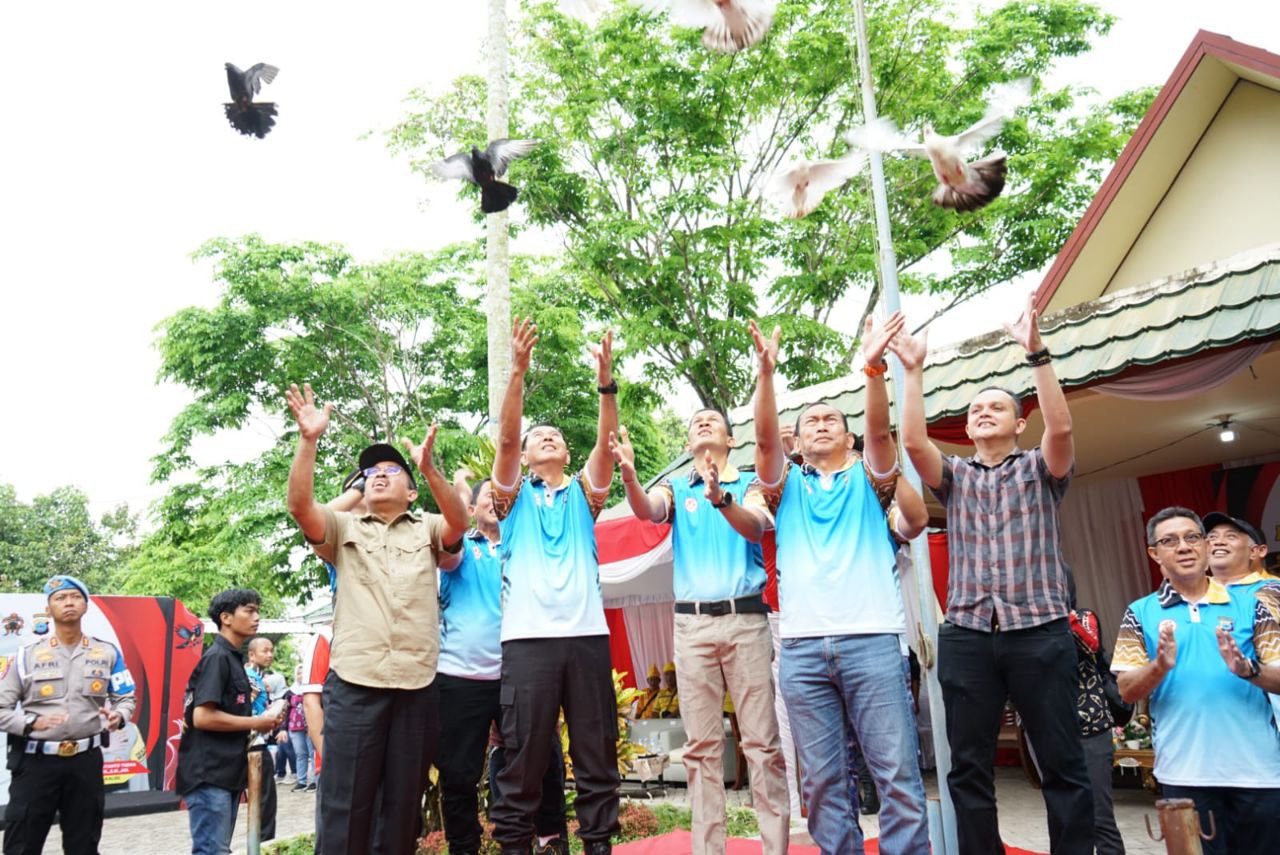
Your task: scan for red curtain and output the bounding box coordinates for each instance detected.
[1137,464,1221,587]
[927,531,950,607]
[604,607,637,689]
[925,398,1041,446]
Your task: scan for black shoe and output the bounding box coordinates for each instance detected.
[306,783,317,792]
[857,777,880,815]
[584,842,611,855]
[535,839,570,855]
[292,782,307,792]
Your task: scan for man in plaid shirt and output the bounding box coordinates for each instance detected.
[890,296,1094,855]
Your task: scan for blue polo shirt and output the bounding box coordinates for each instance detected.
[1227,574,1280,731]
[660,464,767,602]
[760,459,903,639]
[438,530,504,680]
[494,470,610,642]
[1112,579,1280,787]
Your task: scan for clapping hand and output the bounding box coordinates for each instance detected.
[1156,620,1178,674]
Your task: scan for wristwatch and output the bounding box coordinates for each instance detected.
[1238,657,1263,680]
[597,380,618,395]
[23,712,38,736]
[712,492,733,510]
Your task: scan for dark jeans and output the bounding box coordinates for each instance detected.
[437,673,568,853]
[1081,731,1124,855]
[2,748,104,855]
[491,636,619,847]
[320,671,439,855]
[938,619,1094,855]
[1161,784,1280,855]
[273,736,296,778]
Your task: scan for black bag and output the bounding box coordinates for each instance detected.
[1099,649,1134,727]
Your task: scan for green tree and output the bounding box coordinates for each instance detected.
[387,0,1153,411]
[131,236,670,605]
[0,484,138,593]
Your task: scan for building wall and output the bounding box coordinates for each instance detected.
[1106,81,1280,294]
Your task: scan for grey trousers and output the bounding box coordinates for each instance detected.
[1081,731,1125,855]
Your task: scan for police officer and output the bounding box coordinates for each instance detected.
[0,575,136,855]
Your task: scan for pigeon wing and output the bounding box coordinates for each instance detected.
[484,139,539,177]
[430,152,477,184]
[244,63,279,96]
[661,0,725,29]
[953,78,1031,154]
[803,156,868,196]
[847,118,928,158]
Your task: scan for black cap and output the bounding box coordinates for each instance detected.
[1202,512,1265,546]
[358,443,416,489]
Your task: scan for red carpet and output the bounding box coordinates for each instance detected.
[614,830,1046,854]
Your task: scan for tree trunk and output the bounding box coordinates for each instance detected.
[486,0,512,437]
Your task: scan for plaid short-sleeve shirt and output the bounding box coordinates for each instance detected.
[932,446,1072,632]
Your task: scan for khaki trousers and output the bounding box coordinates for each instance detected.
[674,612,790,854]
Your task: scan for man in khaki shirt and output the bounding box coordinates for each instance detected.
[0,575,136,855]
[285,383,469,855]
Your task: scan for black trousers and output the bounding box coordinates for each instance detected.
[251,746,277,841]
[491,636,619,847]
[1161,784,1280,855]
[436,674,567,853]
[320,671,440,855]
[2,747,104,855]
[938,619,1094,855]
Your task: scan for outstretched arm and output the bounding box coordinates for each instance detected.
[886,327,944,489]
[861,312,904,477]
[1005,294,1073,479]
[750,321,786,486]
[611,427,668,523]
[285,383,334,545]
[585,330,619,491]
[404,423,469,547]
[492,318,537,491]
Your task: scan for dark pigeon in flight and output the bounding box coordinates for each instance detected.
[224,62,279,139]
[429,139,539,214]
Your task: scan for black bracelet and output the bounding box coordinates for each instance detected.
[1026,347,1051,366]
[712,492,733,510]
[597,380,618,395]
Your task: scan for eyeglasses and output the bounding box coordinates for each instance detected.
[363,464,405,478]
[1154,533,1205,550]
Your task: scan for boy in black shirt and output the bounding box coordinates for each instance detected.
[177,589,283,855]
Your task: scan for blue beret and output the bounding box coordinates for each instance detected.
[43,575,90,601]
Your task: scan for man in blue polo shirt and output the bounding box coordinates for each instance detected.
[612,411,788,855]
[749,313,929,854]
[1112,506,1280,855]
[488,318,620,855]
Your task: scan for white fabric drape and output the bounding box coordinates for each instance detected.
[622,600,676,681]
[1058,478,1152,642]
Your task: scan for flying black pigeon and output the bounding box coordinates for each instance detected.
[429,139,539,214]
[224,62,279,139]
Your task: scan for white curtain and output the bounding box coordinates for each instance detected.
[623,601,676,682]
[1059,478,1152,643]
[1093,342,1270,400]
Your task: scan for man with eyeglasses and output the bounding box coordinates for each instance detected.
[889,295,1094,855]
[285,383,470,855]
[1112,506,1280,855]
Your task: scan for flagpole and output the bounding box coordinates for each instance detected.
[850,2,957,852]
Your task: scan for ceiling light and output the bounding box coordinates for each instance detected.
[1218,419,1236,443]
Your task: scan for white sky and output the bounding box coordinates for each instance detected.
[2,0,1278,520]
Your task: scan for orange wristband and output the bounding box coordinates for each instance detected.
[863,361,888,378]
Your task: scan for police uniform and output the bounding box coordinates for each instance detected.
[0,576,136,855]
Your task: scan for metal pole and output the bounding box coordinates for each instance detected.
[246,749,262,855]
[850,2,957,852]
[486,0,512,438]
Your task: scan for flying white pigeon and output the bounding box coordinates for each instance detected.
[641,0,778,53]
[765,154,868,219]
[848,78,1033,212]
[560,0,611,24]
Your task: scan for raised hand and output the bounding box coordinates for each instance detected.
[590,329,614,387]
[886,325,929,373]
[1156,620,1178,674]
[702,450,725,506]
[286,383,332,441]
[748,320,781,376]
[1216,625,1252,677]
[1003,293,1044,353]
[861,311,905,367]
[402,423,441,475]
[779,422,798,459]
[511,317,538,375]
[609,427,637,481]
